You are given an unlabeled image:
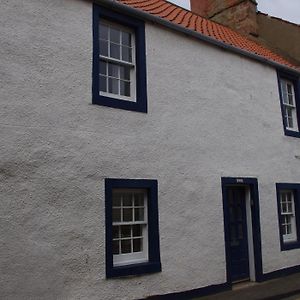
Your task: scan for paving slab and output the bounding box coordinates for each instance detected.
[193,273,300,300]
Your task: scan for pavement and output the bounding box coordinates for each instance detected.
[193,273,300,300]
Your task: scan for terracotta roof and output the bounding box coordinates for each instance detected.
[117,0,299,71]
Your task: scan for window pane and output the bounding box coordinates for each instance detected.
[110,28,120,44]
[133,238,142,252]
[288,116,294,128]
[134,193,144,207]
[112,240,120,255]
[120,81,130,97]
[112,193,121,207]
[112,208,121,222]
[132,225,142,237]
[122,46,132,62]
[120,66,130,80]
[123,194,132,207]
[110,43,120,59]
[282,202,287,213]
[287,83,293,94]
[113,226,120,239]
[99,75,107,93]
[100,40,108,57]
[99,23,109,40]
[281,81,287,96]
[99,61,107,75]
[288,95,294,105]
[123,208,133,222]
[121,225,131,238]
[108,78,119,94]
[135,208,144,221]
[108,63,119,78]
[121,239,131,254]
[122,31,131,47]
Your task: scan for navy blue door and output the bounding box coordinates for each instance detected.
[228,187,250,282]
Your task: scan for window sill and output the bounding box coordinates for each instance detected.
[93,94,147,113]
[281,241,300,251]
[107,261,161,278]
[284,129,300,138]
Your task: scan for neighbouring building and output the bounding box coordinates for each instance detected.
[1,0,300,299]
[190,0,300,65]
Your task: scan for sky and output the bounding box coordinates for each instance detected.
[169,0,300,24]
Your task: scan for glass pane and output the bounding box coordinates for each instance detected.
[281,81,287,97]
[108,78,119,94]
[282,202,287,213]
[99,75,107,93]
[122,31,131,47]
[121,225,131,238]
[112,193,121,207]
[281,224,287,235]
[120,66,130,80]
[112,240,119,255]
[287,83,293,94]
[112,226,119,239]
[287,224,292,234]
[132,225,142,237]
[134,208,144,221]
[121,239,131,254]
[108,63,119,78]
[99,40,108,57]
[123,208,133,222]
[123,194,132,207]
[99,61,107,75]
[99,23,109,40]
[120,81,130,97]
[133,238,142,252]
[134,193,144,207]
[288,116,294,128]
[110,43,120,59]
[122,46,132,62]
[112,208,121,222]
[287,203,292,213]
[110,28,120,44]
[288,95,294,105]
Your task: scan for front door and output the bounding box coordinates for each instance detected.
[228,186,250,282]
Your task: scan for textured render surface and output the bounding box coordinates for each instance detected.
[1,1,300,300]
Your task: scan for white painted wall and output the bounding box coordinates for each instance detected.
[1,0,300,299]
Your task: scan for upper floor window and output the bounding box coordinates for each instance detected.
[93,5,147,113]
[278,72,300,138]
[99,21,135,101]
[280,79,298,131]
[276,183,300,251]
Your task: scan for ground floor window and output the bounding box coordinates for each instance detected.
[276,183,300,250]
[105,178,161,278]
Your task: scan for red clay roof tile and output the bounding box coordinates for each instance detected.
[117,0,298,70]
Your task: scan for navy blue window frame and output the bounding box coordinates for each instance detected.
[277,71,300,138]
[92,5,148,113]
[105,178,161,278]
[276,183,300,251]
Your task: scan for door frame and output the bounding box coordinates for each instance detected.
[221,177,263,284]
